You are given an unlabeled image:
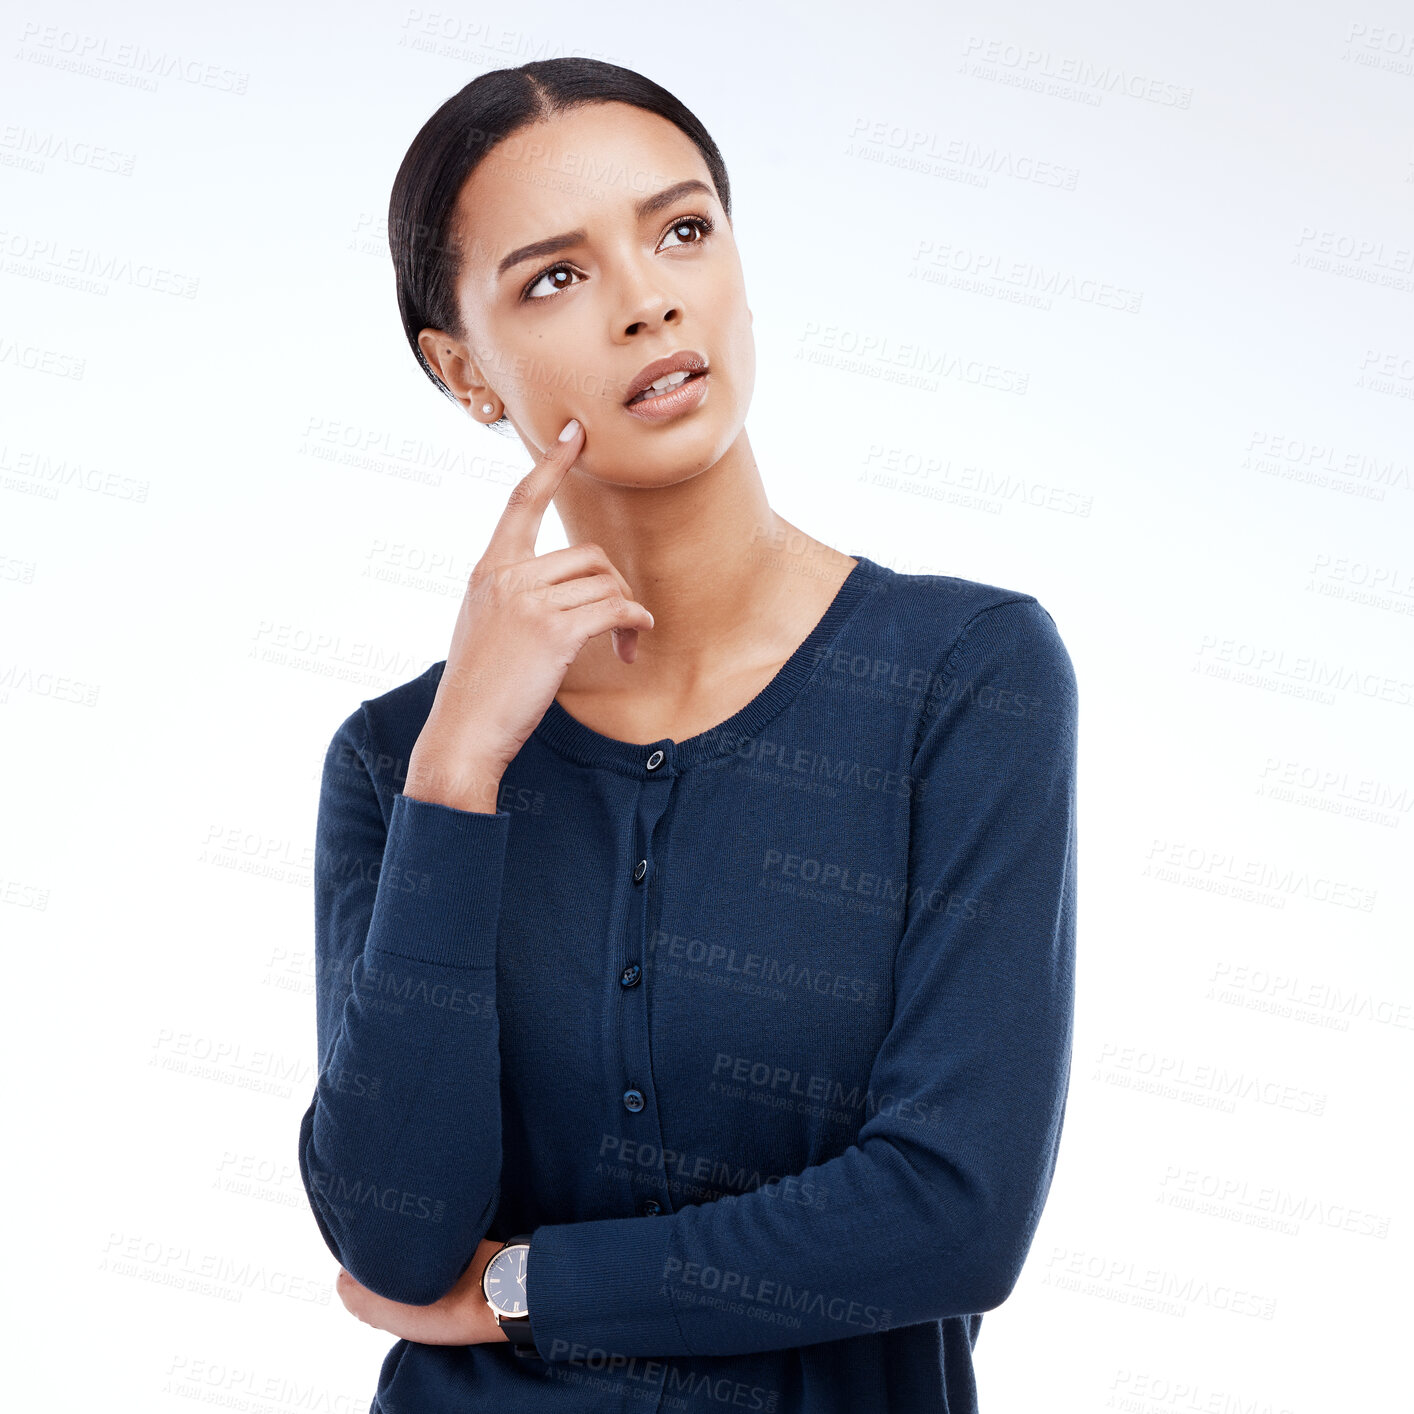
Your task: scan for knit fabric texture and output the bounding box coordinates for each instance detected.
[297,552,1079,1413]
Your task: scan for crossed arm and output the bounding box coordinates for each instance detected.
[333,1238,509,1345]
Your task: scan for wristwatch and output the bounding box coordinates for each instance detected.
[481,1233,536,1351]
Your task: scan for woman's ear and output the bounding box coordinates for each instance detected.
[417,328,491,412]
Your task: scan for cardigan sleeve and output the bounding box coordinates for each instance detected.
[525,596,1078,1360]
[295,705,513,1305]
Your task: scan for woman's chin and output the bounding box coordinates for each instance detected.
[578,425,736,489]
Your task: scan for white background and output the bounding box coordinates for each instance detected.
[3,2,1410,1410]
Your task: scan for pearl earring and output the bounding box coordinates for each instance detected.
[480,402,494,416]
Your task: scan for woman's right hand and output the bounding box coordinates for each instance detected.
[404,418,655,812]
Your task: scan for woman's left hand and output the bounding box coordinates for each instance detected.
[335,1238,510,1345]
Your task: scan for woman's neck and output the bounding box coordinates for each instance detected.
[550,434,851,698]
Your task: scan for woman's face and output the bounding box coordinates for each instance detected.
[430,101,754,485]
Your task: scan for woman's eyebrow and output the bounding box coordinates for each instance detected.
[494,178,715,281]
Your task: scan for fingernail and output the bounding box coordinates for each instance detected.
[558,418,580,442]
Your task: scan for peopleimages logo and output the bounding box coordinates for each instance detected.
[661,1256,892,1334]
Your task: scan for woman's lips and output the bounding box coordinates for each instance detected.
[621,370,709,423]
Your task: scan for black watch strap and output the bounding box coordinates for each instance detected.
[502,1316,536,1347]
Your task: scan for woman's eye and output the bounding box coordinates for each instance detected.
[523,264,583,301]
[659,214,714,250]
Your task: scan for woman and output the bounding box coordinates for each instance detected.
[298,57,1078,1414]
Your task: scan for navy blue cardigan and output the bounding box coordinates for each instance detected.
[297,552,1078,1413]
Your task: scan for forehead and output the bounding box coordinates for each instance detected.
[451,101,714,279]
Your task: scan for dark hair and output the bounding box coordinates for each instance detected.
[388,58,732,431]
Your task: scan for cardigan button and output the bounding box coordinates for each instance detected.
[619,963,642,988]
[622,1088,645,1112]
[633,859,648,884]
[646,749,664,771]
[638,1199,663,1216]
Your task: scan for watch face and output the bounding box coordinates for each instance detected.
[482,1243,528,1319]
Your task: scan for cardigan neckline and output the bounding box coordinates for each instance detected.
[531,551,886,775]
